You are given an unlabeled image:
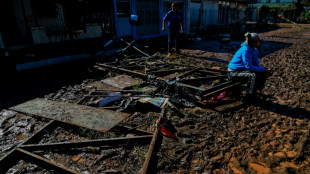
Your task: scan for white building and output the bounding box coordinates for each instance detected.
[189,0,252,32]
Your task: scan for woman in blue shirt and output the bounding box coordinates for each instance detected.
[228,32,273,95]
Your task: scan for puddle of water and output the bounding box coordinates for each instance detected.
[274,152,285,157]
[72,155,81,162]
[77,158,85,163]
[270,140,277,146]
[249,162,270,174]
[211,154,222,160]
[230,157,237,162]
[280,161,299,169]
[16,134,27,141]
[229,163,242,174]
[287,151,297,158]
[281,148,288,152]
[304,33,310,38]
[224,152,230,160]
[300,130,307,133]
[190,158,199,164]
[300,161,309,168]
[231,147,238,150]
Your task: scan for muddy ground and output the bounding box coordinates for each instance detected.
[157,24,310,173]
[0,24,309,173]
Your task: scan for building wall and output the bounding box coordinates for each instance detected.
[236,2,248,23]
[135,0,161,37]
[0,33,4,49]
[117,17,132,36]
[255,0,296,4]
[11,0,28,38]
[202,0,219,25]
[190,2,202,31]
[115,0,132,37]
[190,0,248,32]
[115,0,190,39]
[190,0,219,31]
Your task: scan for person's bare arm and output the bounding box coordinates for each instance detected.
[162,21,165,31]
[264,68,273,76]
[180,22,183,33]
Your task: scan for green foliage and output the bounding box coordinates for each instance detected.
[258,4,296,12]
[305,11,310,21]
[132,83,140,91]
[258,3,305,22]
[123,54,130,59]
[284,4,297,11]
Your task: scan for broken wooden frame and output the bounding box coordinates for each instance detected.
[0,103,168,174]
[118,38,150,57]
[1,56,242,173]
[96,63,241,102]
[102,38,150,58]
[0,114,155,174]
[0,97,155,174]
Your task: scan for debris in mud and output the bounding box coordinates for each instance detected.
[1,24,310,173]
[102,75,142,90]
[0,110,47,159]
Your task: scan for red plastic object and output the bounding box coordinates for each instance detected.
[211,67,221,70]
[156,118,175,138]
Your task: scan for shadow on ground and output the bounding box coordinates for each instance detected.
[182,40,293,59]
[0,60,102,110]
[252,94,310,119]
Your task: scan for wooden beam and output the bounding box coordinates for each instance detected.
[20,136,153,151]
[17,148,79,174]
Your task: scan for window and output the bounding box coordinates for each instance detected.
[116,0,131,17]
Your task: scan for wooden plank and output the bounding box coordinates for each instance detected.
[148,68,191,76]
[97,64,146,78]
[180,75,227,83]
[10,98,131,132]
[178,68,201,79]
[202,82,240,99]
[20,135,153,150]
[17,148,79,174]
[141,109,165,174]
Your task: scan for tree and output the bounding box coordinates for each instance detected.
[305,11,310,21]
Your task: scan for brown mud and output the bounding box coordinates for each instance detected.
[1,24,310,173]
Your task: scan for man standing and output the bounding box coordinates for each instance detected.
[162,2,183,53]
